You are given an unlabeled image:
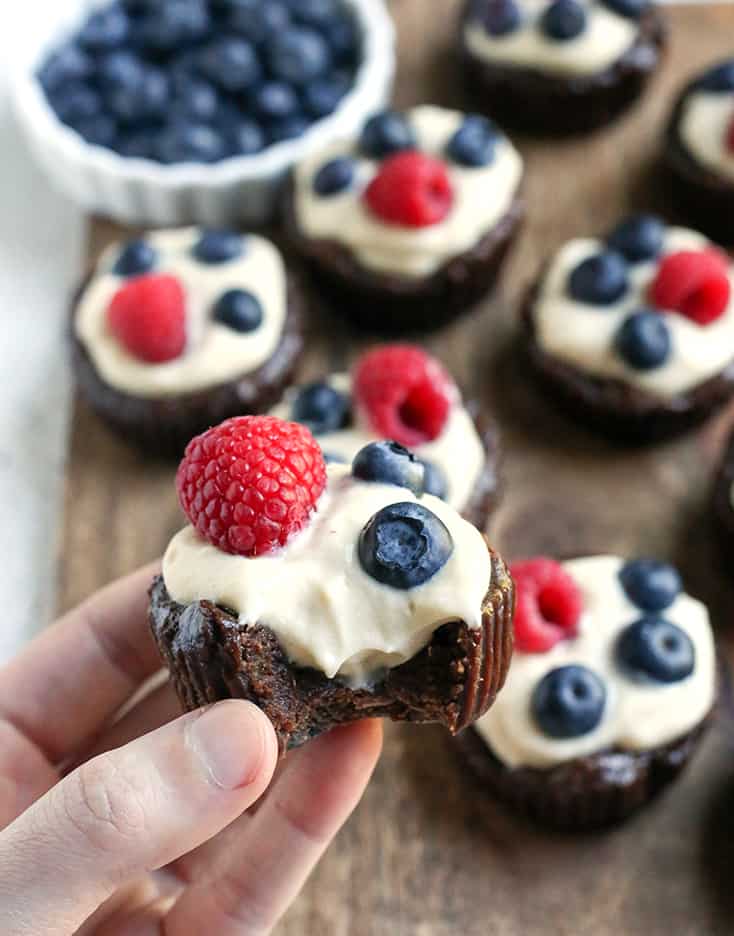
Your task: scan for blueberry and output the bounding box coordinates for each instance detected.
[447,115,498,167]
[197,38,262,92]
[267,27,332,84]
[268,116,311,143]
[78,6,130,51]
[568,251,628,305]
[155,122,226,164]
[50,83,101,125]
[359,110,416,158]
[114,130,155,159]
[696,60,734,93]
[352,442,425,496]
[291,381,351,435]
[287,0,341,25]
[227,119,267,156]
[313,157,355,195]
[252,82,300,122]
[193,230,245,263]
[618,559,682,612]
[540,0,587,40]
[113,240,157,276]
[225,0,291,40]
[616,617,695,684]
[607,214,665,263]
[38,44,92,93]
[107,67,169,123]
[481,0,522,36]
[303,76,350,118]
[421,460,448,500]
[97,50,144,90]
[532,665,606,739]
[358,501,453,590]
[615,310,671,371]
[136,0,211,51]
[598,0,649,17]
[71,114,118,147]
[321,15,360,66]
[170,74,219,123]
[213,290,263,333]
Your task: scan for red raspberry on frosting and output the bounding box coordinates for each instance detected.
[176,416,327,557]
[107,273,187,363]
[649,249,731,326]
[364,151,454,228]
[510,558,583,653]
[353,344,457,448]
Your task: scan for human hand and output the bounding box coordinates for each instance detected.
[0,564,382,935]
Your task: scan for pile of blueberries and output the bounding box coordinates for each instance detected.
[37,0,361,164]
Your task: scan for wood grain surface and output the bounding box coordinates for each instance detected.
[61,4,734,933]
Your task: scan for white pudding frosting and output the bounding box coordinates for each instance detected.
[534,226,734,398]
[163,464,492,686]
[678,89,734,183]
[75,228,287,399]
[464,0,639,78]
[293,105,523,278]
[270,374,486,514]
[474,555,716,769]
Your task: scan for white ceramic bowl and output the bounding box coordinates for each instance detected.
[13,0,395,227]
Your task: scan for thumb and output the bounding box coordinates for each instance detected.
[0,700,278,936]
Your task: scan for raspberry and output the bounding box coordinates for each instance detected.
[510,558,583,654]
[176,416,327,557]
[107,273,186,362]
[649,249,731,326]
[353,345,456,448]
[363,151,454,228]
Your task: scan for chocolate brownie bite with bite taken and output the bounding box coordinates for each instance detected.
[71,227,304,455]
[459,555,716,831]
[459,0,667,135]
[150,415,515,753]
[522,214,734,441]
[285,105,524,332]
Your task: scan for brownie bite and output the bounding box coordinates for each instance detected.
[523,214,734,441]
[459,0,667,135]
[460,555,716,831]
[151,415,514,753]
[72,227,304,455]
[271,344,501,530]
[664,59,734,244]
[285,105,524,332]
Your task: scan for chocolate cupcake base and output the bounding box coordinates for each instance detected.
[457,719,710,832]
[522,287,734,443]
[149,542,515,754]
[71,281,305,458]
[286,183,524,335]
[459,6,667,136]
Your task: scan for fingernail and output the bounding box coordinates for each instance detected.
[187,700,269,791]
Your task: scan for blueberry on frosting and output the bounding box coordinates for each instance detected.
[568,251,628,305]
[359,110,417,159]
[291,381,351,435]
[358,501,454,589]
[607,215,665,263]
[352,441,425,496]
[619,558,681,612]
[696,59,734,93]
[539,0,587,41]
[213,289,263,333]
[615,310,671,371]
[313,157,355,195]
[616,617,695,683]
[481,0,523,37]
[532,665,606,739]
[112,239,157,277]
[193,230,245,264]
[447,115,497,167]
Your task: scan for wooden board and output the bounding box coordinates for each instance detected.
[61,4,734,933]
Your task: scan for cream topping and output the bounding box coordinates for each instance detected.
[534,226,734,398]
[474,555,716,769]
[679,89,734,183]
[163,465,492,685]
[293,105,523,278]
[75,228,287,399]
[270,374,486,514]
[464,0,638,78]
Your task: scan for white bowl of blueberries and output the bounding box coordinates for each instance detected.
[13,0,395,226]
